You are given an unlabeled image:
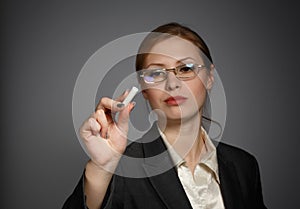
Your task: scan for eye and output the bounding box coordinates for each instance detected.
[178,64,195,73]
[146,70,165,78]
[142,69,166,83]
[144,76,155,83]
[180,66,193,72]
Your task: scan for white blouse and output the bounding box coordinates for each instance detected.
[159,126,225,209]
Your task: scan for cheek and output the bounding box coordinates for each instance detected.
[143,89,163,105]
[187,75,206,90]
[142,81,166,100]
[185,78,207,103]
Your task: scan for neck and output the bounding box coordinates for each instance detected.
[157,111,205,169]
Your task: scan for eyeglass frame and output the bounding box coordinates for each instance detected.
[138,63,207,84]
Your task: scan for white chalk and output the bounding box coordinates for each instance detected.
[122,86,139,106]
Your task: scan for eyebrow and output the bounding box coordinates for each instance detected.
[178,57,197,62]
[145,57,197,69]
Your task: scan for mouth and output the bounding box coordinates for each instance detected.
[164,96,188,106]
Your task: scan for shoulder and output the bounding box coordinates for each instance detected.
[216,142,263,189]
[216,142,267,208]
[216,141,259,169]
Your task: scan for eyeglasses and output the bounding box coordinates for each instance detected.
[139,63,206,84]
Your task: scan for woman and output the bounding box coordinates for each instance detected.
[63,23,267,209]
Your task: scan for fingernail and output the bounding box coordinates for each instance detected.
[123,89,130,94]
[129,102,136,111]
[117,103,125,108]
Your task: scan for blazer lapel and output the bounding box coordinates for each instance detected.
[217,147,246,209]
[144,164,193,209]
[141,125,192,209]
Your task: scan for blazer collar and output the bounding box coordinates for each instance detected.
[141,124,192,209]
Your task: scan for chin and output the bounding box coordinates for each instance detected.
[165,109,200,122]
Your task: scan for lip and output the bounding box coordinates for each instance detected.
[164,96,188,105]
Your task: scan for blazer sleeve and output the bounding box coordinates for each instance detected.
[218,142,267,209]
[62,173,88,209]
[62,170,124,209]
[240,151,267,209]
[252,157,268,209]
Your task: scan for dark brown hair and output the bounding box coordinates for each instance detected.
[135,22,213,71]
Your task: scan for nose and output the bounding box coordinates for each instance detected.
[165,71,181,91]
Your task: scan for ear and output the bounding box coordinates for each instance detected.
[141,89,149,100]
[206,64,215,90]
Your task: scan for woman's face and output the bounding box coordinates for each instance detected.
[141,36,214,122]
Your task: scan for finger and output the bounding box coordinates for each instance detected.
[80,117,101,140]
[89,118,101,136]
[94,109,109,138]
[95,97,126,113]
[115,89,130,102]
[95,89,129,111]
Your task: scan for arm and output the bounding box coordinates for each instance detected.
[62,162,124,209]
[82,95,134,208]
[84,161,114,209]
[63,91,135,209]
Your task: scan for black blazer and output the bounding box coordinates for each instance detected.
[63,125,267,209]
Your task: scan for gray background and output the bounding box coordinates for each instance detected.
[1,0,299,208]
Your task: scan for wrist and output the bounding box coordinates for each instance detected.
[86,159,119,177]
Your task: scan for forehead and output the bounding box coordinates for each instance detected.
[146,36,202,63]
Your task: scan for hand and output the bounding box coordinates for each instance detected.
[79,90,135,172]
